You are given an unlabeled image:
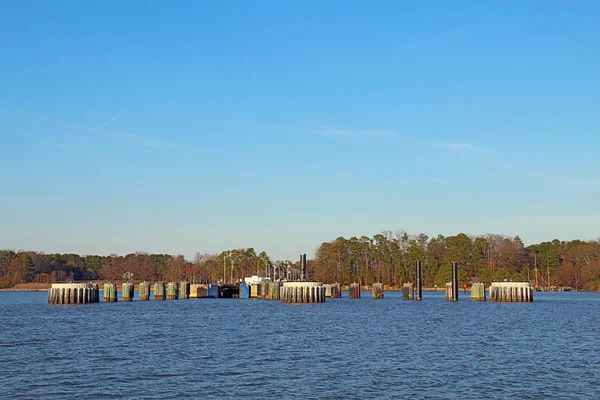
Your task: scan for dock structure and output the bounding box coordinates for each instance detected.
[372,283,384,299]
[239,283,250,298]
[262,282,281,300]
[153,282,166,300]
[471,282,486,301]
[259,282,269,299]
[489,282,533,302]
[402,283,414,300]
[324,283,342,298]
[179,281,190,299]
[122,283,134,302]
[281,282,325,303]
[348,283,361,299]
[250,283,260,298]
[139,281,151,301]
[207,284,219,298]
[220,284,239,298]
[48,283,99,304]
[190,284,208,298]
[103,283,117,302]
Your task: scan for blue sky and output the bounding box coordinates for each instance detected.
[1,1,599,259]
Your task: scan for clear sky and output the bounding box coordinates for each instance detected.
[1,1,599,260]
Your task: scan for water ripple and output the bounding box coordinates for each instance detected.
[1,291,600,398]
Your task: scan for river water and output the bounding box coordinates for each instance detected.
[1,290,599,399]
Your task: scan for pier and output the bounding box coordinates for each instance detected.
[46,262,534,306]
[190,284,208,298]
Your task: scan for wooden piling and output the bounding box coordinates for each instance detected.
[372,283,384,299]
[445,282,453,301]
[324,283,341,298]
[349,283,361,299]
[402,283,414,300]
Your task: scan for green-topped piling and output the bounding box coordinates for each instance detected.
[167,282,179,300]
[471,282,486,301]
[179,281,190,299]
[153,282,166,300]
[122,282,134,301]
[103,283,117,302]
[139,281,150,301]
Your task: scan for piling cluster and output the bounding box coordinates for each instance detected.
[372,283,384,299]
[167,282,179,300]
[260,282,281,300]
[403,283,414,300]
[348,283,361,299]
[324,283,342,298]
[153,282,166,300]
[471,282,486,301]
[281,282,325,303]
[489,282,533,302]
[139,281,151,300]
[48,283,99,304]
[122,283,134,301]
[103,283,118,302]
[179,281,190,299]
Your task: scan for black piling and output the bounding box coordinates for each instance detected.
[416,261,423,301]
[451,262,458,301]
[300,253,307,281]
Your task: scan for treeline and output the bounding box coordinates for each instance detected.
[311,231,600,290]
[2,231,600,290]
[0,248,273,289]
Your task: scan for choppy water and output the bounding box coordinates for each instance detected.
[1,290,599,399]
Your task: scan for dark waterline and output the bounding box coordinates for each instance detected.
[1,291,599,399]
